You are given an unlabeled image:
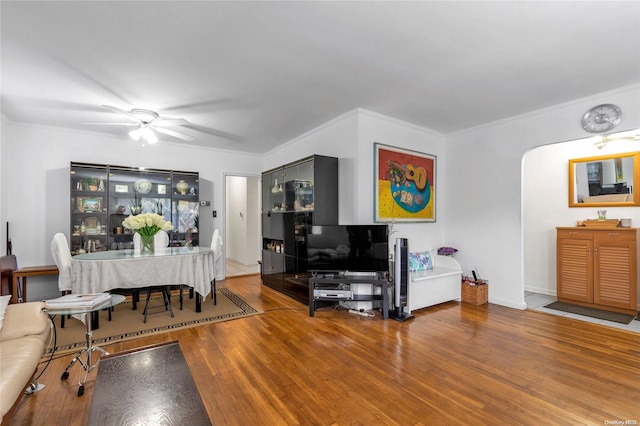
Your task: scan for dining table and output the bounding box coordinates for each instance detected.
[71,246,215,312]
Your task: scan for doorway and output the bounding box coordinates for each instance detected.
[224,174,261,277]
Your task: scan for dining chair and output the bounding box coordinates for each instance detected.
[137,231,174,322]
[178,229,222,309]
[50,233,78,327]
[132,230,169,253]
[51,233,111,327]
[210,229,223,305]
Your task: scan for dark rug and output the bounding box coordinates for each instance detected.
[544,301,637,324]
[90,341,211,425]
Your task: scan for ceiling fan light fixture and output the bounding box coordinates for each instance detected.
[129,125,158,144]
[130,109,159,123]
[142,127,158,144]
[128,127,143,141]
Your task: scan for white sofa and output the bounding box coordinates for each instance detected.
[408,252,462,312]
[0,301,50,423]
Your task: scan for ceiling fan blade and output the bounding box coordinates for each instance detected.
[83,122,139,126]
[153,118,191,127]
[183,124,243,143]
[102,105,139,122]
[154,127,194,142]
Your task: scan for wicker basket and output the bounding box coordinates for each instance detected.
[461,278,488,305]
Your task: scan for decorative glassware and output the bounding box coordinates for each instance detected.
[597,209,607,220]
[139,233,155,254]
[176,180,189,195]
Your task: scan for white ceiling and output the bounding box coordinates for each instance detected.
[2,1,640,154]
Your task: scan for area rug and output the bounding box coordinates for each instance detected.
[544,301,636,324]
[45,288,261,356]
[89,341,211,425]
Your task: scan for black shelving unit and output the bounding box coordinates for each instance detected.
[261,155,338,303]
[308,273,389,319]
[70,162,199,254]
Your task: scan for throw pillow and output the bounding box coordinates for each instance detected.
[0,294,11,331]
[409,251,433,272]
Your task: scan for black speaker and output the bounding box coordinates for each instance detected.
[390,238,414,322]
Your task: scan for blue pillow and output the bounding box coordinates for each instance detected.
[409,251,433,272]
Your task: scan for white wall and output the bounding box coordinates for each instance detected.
[445,83,640,310]
[4,84,640,308]
[523,135,640,297]
[263,109,360,224]
[263,108,448,256]
[2,122,263,300]
[225,175,261,265]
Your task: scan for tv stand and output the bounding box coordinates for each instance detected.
[309,272,389,319]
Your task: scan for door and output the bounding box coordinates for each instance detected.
[557,237,593,303]
[593,231,636,309]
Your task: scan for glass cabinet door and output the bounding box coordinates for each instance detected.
[171,171,199,246]
[70,164,108,254]
[284,159,314,212]
[262,168,284,213]
[107,166,172,250]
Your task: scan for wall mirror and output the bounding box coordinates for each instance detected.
[569,152,640,207]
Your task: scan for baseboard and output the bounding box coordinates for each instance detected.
[524,286,556,297]
[490,297,528,311]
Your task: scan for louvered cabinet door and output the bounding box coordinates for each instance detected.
[557,234,593,303]
[594,230,638,310]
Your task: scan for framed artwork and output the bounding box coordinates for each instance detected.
[615,158,623,182]
[157,184,166,195]
[374,142,436,222]
[78,197,102,212]
[114,184,128,193]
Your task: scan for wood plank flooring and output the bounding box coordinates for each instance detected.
[7,276,640,425]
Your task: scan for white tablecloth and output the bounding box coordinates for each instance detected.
[71,247,214,300]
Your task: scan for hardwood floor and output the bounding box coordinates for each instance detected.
[8,276,640,425]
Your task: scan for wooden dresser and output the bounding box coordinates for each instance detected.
[556,227,639,315]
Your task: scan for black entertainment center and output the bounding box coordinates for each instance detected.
[308,271,390,319]
[261,155,399,319]
[307,224,391,317]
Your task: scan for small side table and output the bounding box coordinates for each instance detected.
[45,294,125,396]
[12,265,58,303]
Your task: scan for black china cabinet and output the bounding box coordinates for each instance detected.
[70,162,199,254]
[261,155,338,303]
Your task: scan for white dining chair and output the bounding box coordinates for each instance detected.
[51,233,73,293]
[210,229,223,305]
[178,229,222,309]
[50,233,87,326]
[133,230,169,253]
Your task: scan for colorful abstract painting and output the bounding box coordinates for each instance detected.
[374,143,436,222]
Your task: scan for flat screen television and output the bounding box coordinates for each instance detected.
[307,225,389,273]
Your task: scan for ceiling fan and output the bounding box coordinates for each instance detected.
[87,105,195,144]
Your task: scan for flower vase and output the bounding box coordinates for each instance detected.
[140,234,155,254]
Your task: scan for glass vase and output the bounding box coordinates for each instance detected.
[140,234,155,254]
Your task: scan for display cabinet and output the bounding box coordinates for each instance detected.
[70,164,109,254]
[70,162,199,254]
[261,155,338,303]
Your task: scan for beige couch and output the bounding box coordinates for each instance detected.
[0,301,50,423]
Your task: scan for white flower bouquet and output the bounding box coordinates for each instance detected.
[122,213,173,237]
